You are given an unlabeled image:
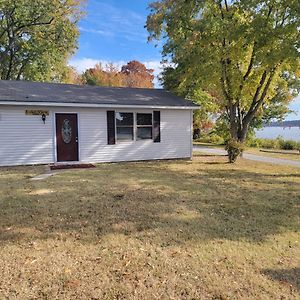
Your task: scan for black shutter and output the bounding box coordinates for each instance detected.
[107,111,116,145]
[153,111,161,143]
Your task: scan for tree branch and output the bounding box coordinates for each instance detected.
[16,56,31,80]
[218,3,224,19]
[220,64,231,102]
[224,0,229,12]
[243,42,256,81]
[243,67,278,126]
[16,17,54,32]
[252,70,277,114]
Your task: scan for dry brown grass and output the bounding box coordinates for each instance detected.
[0,156,299,299]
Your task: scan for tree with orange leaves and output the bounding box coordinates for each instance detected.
[82,61,154,88]
[121,60,154,88]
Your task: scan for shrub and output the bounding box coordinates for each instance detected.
[246,136,300,151]
[225,139,245,163]
[278,139,300,150]
[195,133,225,145]
[246,138,261,148]
[260,138,281,149]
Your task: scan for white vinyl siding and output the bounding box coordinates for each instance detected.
[0,106,192,166]
[79,108,191,163]
[0,107,53,166]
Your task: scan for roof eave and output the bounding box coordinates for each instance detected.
[0,101,200,110]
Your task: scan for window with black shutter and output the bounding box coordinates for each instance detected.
[109,110,160,144]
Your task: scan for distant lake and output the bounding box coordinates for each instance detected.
[256,127,300,141]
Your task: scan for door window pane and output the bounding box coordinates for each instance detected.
[61,119,72,144]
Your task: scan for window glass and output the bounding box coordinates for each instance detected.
[117,127,134,140]
[137,127,152,140]
[116,112,133,126]
[116,112,134,141]
[137,113,152,126]
[136,113,153,140]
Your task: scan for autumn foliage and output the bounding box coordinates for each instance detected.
[121,61,154,88]
[81,60,154,88]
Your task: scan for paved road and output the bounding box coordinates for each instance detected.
[193,146,300,168]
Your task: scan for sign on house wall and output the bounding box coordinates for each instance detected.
[25,110,49,116]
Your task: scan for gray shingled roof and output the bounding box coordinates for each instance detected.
[0,80,198,108]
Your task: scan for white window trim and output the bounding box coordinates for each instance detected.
[136,113,153,141]
[115,112,134,143]
[115,111,153,143]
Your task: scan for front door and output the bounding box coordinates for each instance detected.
[56,113,79,162]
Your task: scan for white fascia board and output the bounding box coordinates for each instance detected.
[0,101,199,110]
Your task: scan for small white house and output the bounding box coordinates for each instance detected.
[0,80,198,167]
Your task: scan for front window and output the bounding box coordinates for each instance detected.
[137,113,152,140]
[116,112,134,141]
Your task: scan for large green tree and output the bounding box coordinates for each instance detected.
[147,0,300,162]
[0,0,83,81]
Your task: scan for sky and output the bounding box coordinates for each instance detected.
[69,0,162,85]
[69,0,300,121]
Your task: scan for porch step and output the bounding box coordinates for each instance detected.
[50,163,96,170]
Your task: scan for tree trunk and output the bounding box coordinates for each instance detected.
[226,118,247,163]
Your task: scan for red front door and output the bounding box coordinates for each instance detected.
[56,113,79,162]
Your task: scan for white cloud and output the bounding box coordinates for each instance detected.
[69,58,99,73]
[69,58,126,73]
[79,27,114,37]
[69,58,163,87]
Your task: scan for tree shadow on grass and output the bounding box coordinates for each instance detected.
[262,268,300,293]
[0,160,299,246]
[194,154,228,157]
[203,161,229,165]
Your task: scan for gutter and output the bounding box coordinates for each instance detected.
[0,101,200,110]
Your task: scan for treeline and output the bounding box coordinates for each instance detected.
[265,120,300,128]
[64,60,155,88]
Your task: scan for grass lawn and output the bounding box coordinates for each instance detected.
[0,156,299,299]
[193,141,224,148]
[246,148,300,161]
[194,142,300,161]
